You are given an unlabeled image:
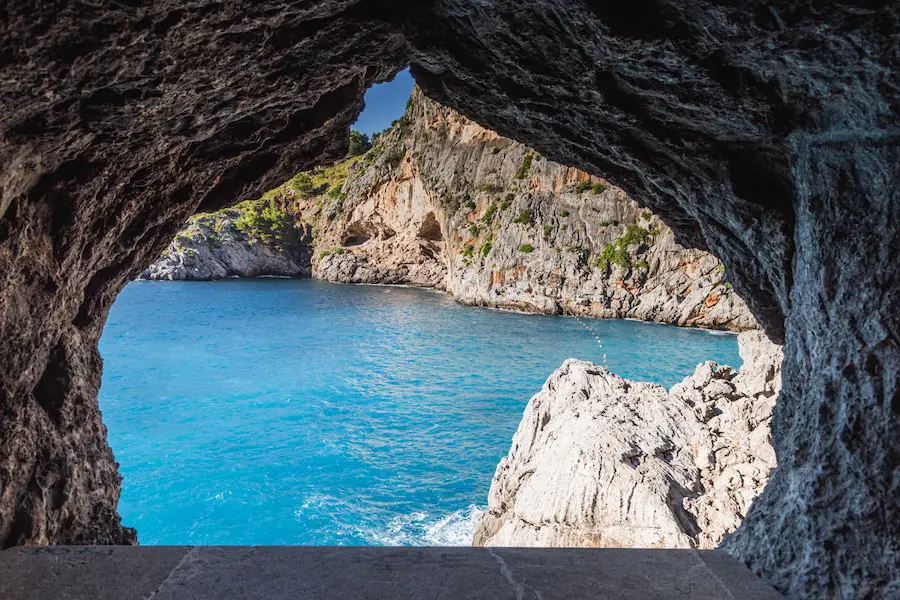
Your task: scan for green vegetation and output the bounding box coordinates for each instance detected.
[576,180,592,193]
[620,224,652,246]
[500,193,515,210]
[468,224,482,237]
[482,203,498,222]
[318,247,347,258]
[512,209,533,225]
[347,130,371,157]
[716,264,726,273]
[206,230,222,250]
[592,224,654,271]
[592,182,608,194]
[598,219,619,227]
[641,211,653,221]
[479,235,493,258]
[234,198,295,249]
[519,243,535,253]
[465,200,477,212]
[560,210,570,217]
[561,224,568,231]
[327,184,343,199]
[384,146,406,168]
[288,156,357,198]
[725,281,734,290]
[635,260,650,269]
[476,182,503,193]
[462,244,475,263]
[515,152,534,180]
[543,224,553,239]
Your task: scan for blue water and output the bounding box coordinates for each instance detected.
[99,279,741,546]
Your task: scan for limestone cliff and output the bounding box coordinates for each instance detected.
[149,91,755,331]
[142,210,311,280]
[474,331,782,550]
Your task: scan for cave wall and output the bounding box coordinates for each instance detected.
[0,0,406,546]
[1,1,897,598]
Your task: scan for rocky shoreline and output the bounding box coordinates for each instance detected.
[473,331,782,549]
[145,90,757,333]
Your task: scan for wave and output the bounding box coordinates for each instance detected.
[360,504,483,546]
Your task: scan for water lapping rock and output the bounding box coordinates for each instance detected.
[473,331,782,549]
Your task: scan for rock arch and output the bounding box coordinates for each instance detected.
[1,2,897,598]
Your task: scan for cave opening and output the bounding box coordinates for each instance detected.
[1,3,897,598]
[96,76,778,558]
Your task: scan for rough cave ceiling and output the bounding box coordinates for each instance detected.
[1,1,898,598]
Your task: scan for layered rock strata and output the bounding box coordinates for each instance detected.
[475,331,782,550]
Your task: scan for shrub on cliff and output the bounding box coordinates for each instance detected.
[519,243,535,253]
[462,244,475,264]
[347,130,371,156]
[319,247,347,258]
[480,235,493,258]
[515,153,534,179]
[512,209,533,225]
[592,225,653,271]
[234,199,295,250]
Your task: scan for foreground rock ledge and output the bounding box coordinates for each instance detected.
[0,546,783,600]
[475,331,782,550]
[1,2,898,598]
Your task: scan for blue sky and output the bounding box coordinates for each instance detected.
[351,68,415,137]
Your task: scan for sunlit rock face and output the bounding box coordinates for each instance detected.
[1,1,898,598]
[474,332,782,550]
[151,90,756,330]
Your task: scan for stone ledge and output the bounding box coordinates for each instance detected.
[0,546,782,599]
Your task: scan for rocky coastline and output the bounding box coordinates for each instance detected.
[473,331,782,549]
[145,90,756,333]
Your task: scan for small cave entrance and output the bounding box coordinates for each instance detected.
[341,225,372,247]
[417,212,443,242]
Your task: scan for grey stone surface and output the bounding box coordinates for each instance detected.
[0,546,782,600]
[0,546,190,600]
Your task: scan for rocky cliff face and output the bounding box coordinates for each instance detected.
[474,331,782,550]
[141,210,311,281]
[151,91,756,331]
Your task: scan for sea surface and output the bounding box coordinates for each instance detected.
[99,279,741,545]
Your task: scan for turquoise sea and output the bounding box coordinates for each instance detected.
[99,279,741,545]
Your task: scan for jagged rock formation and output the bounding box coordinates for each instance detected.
[152,91,756,331]
[141,210,311,280]
[1,2,897,597]
[474,332,782,550]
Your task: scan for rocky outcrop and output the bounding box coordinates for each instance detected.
[2,1,898,597]
[141,210,310,280]
[153,91,756,331]
[474,332,782,550]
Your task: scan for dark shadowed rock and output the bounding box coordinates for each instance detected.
[1,1,898,598]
